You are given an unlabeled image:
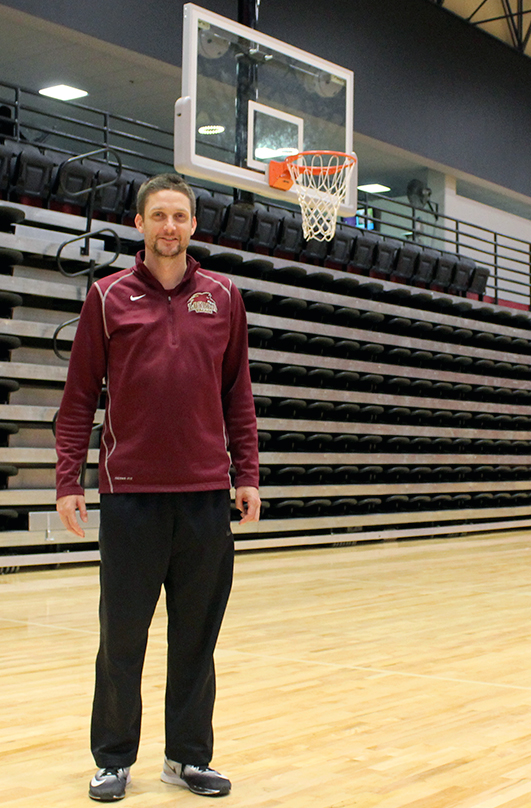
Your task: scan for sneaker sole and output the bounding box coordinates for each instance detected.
[161,770,229,797]
[88,791,128,802]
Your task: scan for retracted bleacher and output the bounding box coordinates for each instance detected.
[1,171,531,568]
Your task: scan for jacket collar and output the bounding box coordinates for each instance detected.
[134,250,200,292]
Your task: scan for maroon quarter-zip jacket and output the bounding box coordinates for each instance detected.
[55,252,259,498]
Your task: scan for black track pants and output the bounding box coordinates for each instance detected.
[90,490,234,769]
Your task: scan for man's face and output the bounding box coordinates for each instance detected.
[135,189,197,259]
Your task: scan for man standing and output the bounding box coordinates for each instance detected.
[55,173,260,801]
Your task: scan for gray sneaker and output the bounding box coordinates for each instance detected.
[161,756,231,796]
[89,767,131,801]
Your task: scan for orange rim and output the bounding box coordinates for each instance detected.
[285,150,357,176]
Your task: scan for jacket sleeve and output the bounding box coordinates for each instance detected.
[55,284,108,499]
[221,283,260,489]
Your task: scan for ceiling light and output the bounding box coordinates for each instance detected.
[357,183,391,194]
[39,84,88,101]
[254,146,299,159]
[198,124,225,135]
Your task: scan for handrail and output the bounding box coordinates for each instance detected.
[57,147,123,197]
[53,227,122,361]
[52,316,80,363]
[52,221,121,480]
[57,147,123,255]
[55,227,122,277]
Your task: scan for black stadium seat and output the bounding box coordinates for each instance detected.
[0,248,23,272]
[305,466,333,484]
[276,365,308,385]
[49,157,95,213]
[11,147,54,204]
[275,296,308,318]
[247,326,273,347]
[242,290,273,312]
[275,467,306,484]
[276,432,306,450]
[92,161,134,221]
[239,258,273,279]
[468,265,489,297]
[275,331,308,352]
[331,497,358,515]
[325,222,356,269]
[253,396,272,416]
[332,434,359,451]
[347,229,379,274]
[247,204,282,254]
[304,270,335,290]
[272,264,308,286]
[393,241,421,282]
[307,401,335,419]
[306,433,333,450]
[306,302,335,323]
[0,203,25,231]
[0,143,17,197]
[276,398,308,418]
[449,256,475,295]
[331,275,360,296]
[333,465,360,483]
[219,201,255,248]
[300,237,328,265]
[273,498,304,516]
[194,190,229,242]
[412,248,439,286]
[122,171,148,222]
[372,237,401,277]
[430,252,458,292]
[249,361,273,382]
[273,212,304,259]
[303,498,332,516]
[307,367,335,387]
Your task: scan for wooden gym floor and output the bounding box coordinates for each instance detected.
[3,532,531,808]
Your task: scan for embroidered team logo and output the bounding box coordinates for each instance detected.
[187,291,218,315]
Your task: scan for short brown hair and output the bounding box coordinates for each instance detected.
[136,173,196,218]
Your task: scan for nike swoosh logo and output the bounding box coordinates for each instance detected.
[130,294,146,301]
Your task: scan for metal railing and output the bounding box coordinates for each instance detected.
[357,191,531,309]
[0,80,174,176]
[52,226,122,358]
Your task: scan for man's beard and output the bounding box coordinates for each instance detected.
[151,236,187,257]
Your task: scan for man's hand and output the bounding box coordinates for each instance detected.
[235,486,261,524]
[56,494,88,538]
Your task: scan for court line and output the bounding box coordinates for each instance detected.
[217,647,531,692]
[3,616,531,694]
[0,615,98,634]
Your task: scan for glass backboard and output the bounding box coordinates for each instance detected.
[175,3,357,215]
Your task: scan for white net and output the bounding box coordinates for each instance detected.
[287,151,357,242]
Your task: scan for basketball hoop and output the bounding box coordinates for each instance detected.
[268,150,357,242]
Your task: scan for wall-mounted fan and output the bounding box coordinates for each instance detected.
[406,179,437,217]
[405,179,439,244]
